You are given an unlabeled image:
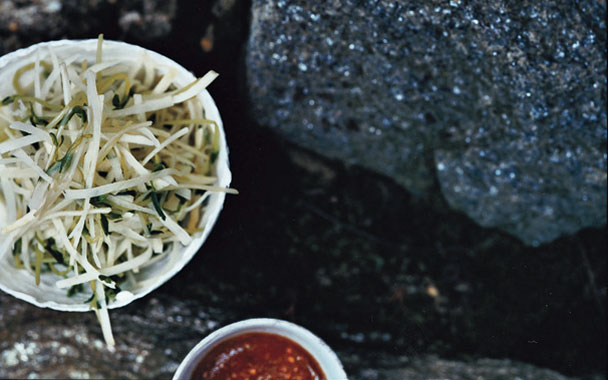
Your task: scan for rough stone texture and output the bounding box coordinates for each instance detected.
[0,293,592,380]
[344,354,589,380]
[246,0,607,245]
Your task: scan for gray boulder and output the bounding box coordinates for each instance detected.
[246,0,607,245]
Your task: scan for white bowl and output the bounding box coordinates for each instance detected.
[173,318,348,380]
[0,39,231,311]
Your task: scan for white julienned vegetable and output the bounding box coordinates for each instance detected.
[0,35,236,346]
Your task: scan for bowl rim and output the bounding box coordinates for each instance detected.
[172,318,348,380]
[0,38,231,312]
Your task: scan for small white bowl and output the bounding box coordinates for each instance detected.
[0,39,231,311]
[173,318,348,380]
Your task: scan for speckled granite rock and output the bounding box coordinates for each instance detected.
[246,0,607,245]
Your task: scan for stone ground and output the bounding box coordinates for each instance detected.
[0,1,606,379]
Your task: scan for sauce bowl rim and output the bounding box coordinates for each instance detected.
[173,317,348,380]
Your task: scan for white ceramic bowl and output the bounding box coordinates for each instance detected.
[173,318,348,379]
[0,39,231,311]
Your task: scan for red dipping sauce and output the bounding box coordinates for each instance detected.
[191,332,326,380]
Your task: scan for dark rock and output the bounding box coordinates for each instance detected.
[0,0,66,37]
[0,292,589,379]
[118,0,177,40]
[341,352,585,380]
[0,0,178,55]
[0,292,232,379]
[245,0,607,245]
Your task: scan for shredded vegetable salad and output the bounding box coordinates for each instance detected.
[0,35,236,346]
